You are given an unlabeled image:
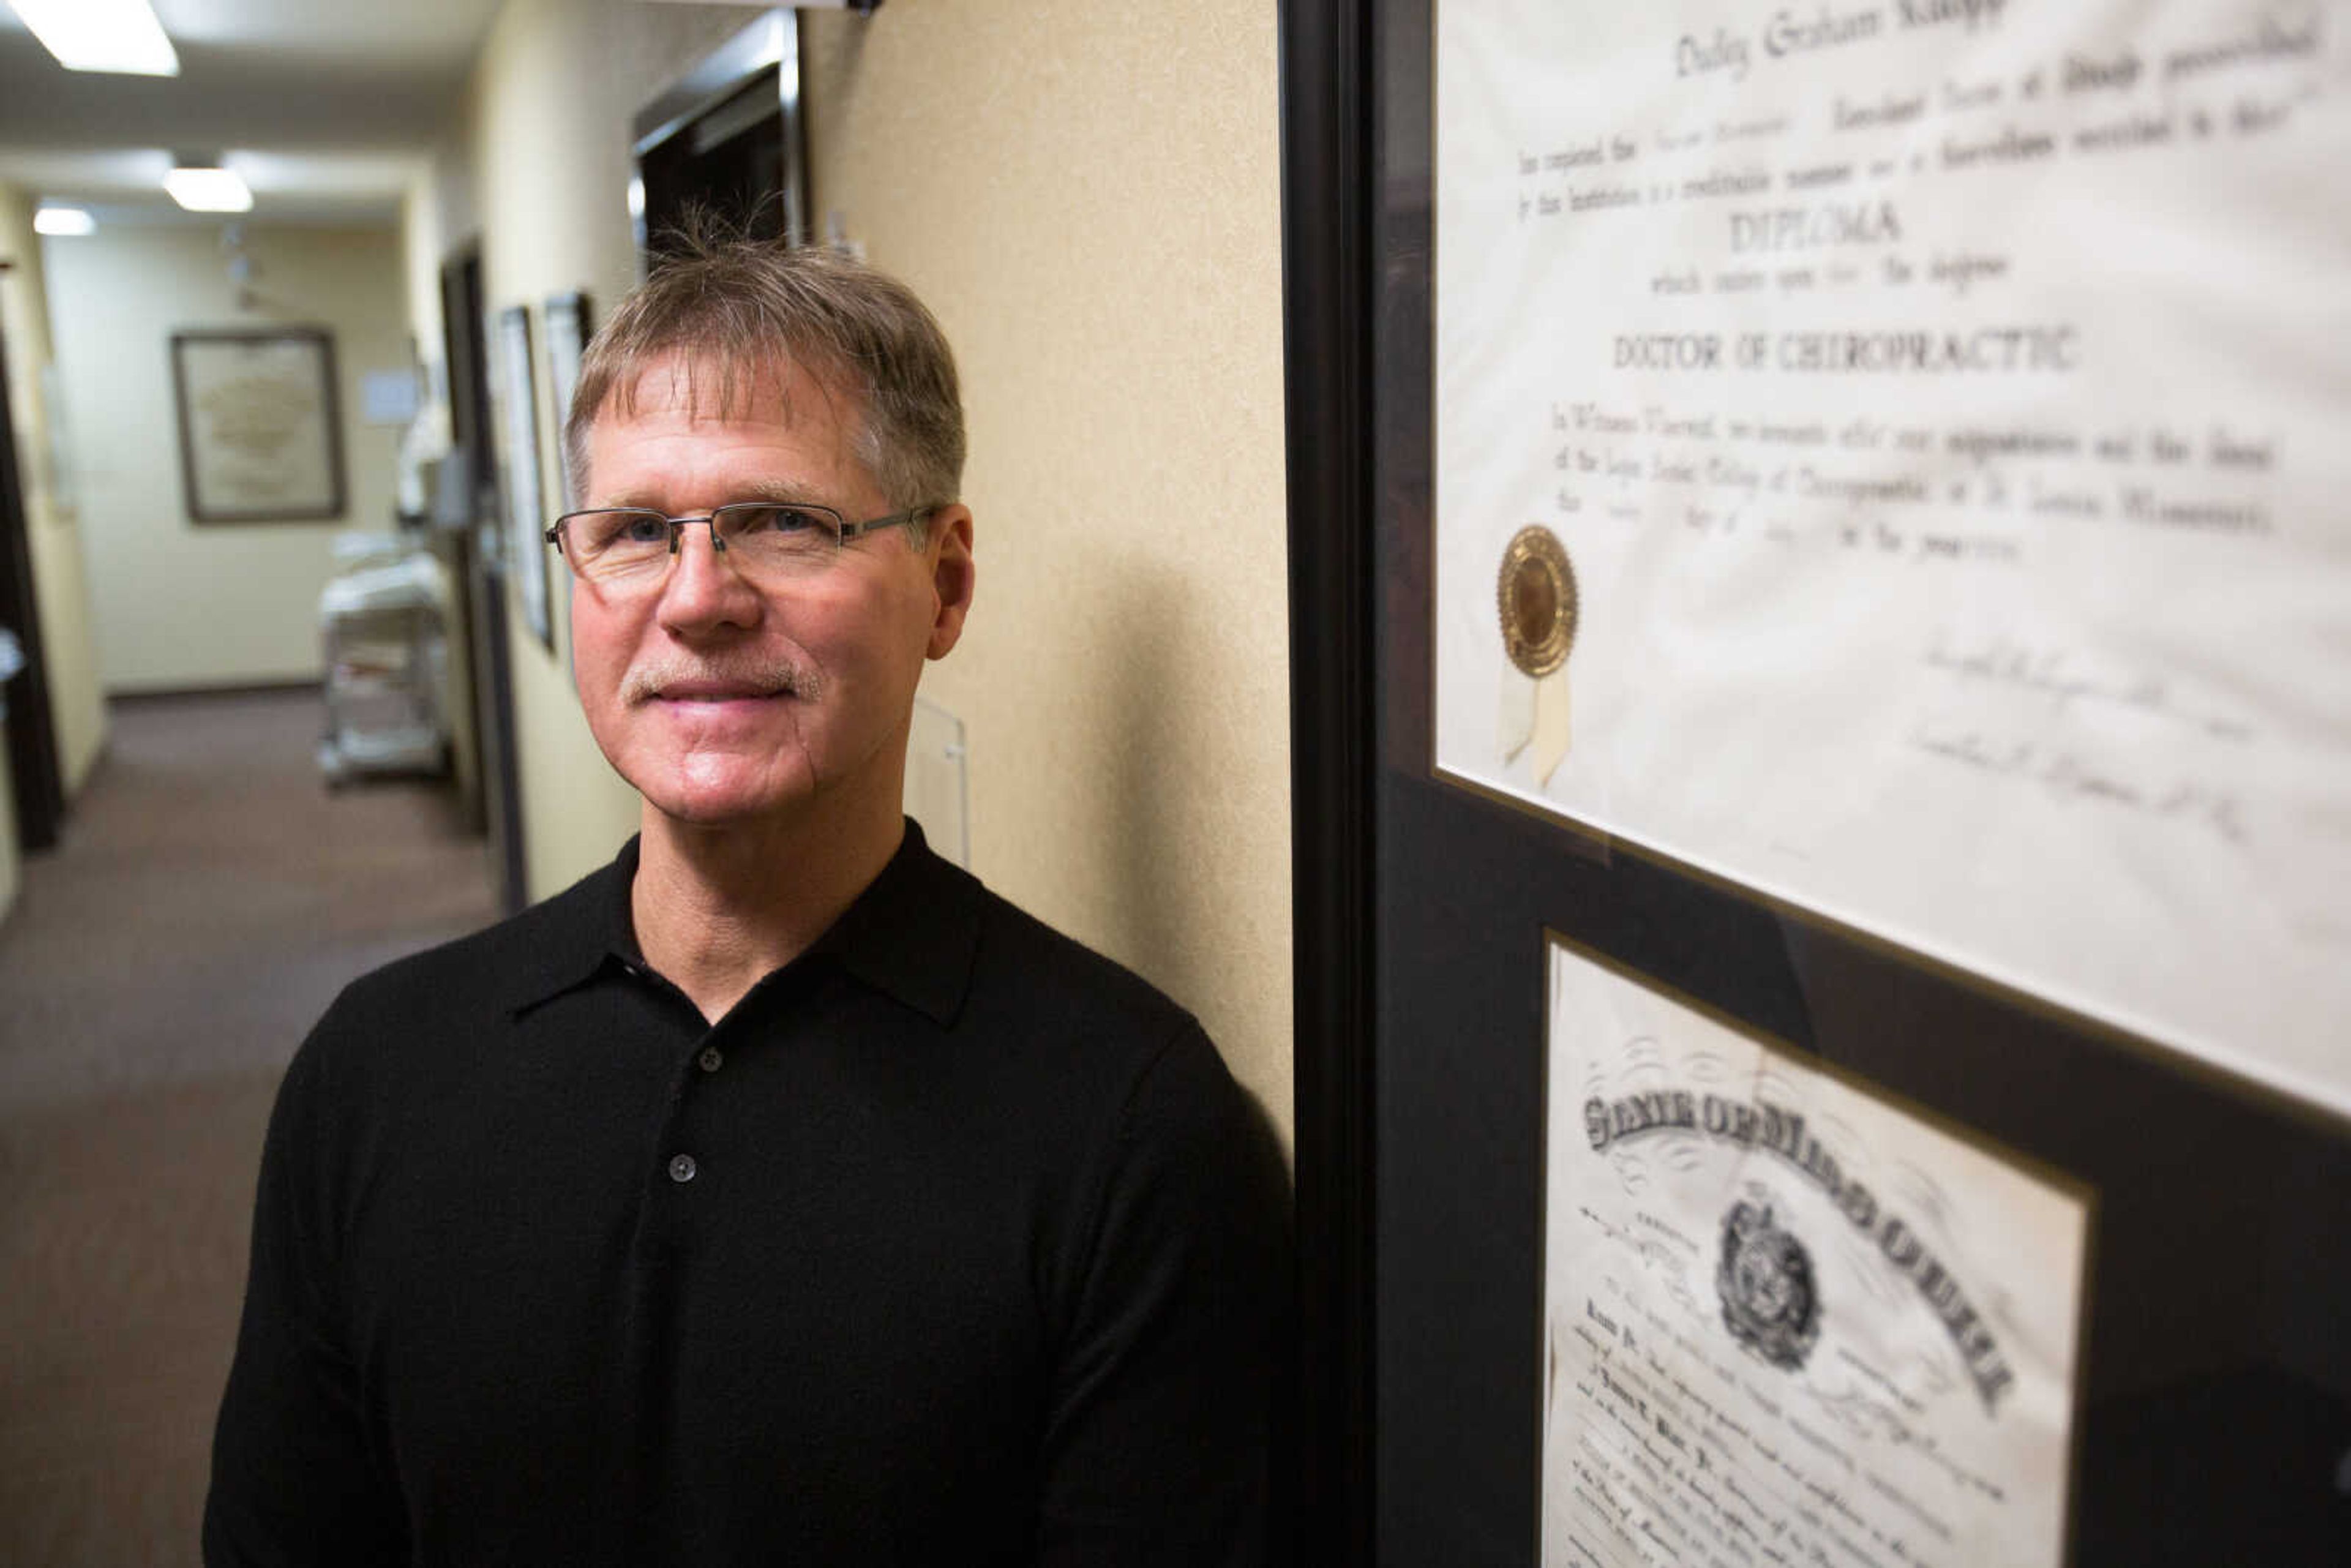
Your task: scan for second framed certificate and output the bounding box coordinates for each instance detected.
[1540,934,2088,1568]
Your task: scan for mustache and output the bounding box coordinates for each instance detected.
[620,654,821,705]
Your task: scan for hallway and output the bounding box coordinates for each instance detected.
[0,688,497,1564]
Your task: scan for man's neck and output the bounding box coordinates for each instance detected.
[629,797,906,1024]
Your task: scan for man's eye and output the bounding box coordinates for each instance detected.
[728,505,821,536]
[616,513,670,546]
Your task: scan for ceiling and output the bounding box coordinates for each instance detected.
[0,0,510,225]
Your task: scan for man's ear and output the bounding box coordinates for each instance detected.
[924,505,976,660]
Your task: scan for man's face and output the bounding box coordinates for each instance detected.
[569,350,972,834]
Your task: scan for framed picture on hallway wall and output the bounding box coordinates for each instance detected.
[490,304,553,653]
[169,328,346,523]
[542,292,594,511]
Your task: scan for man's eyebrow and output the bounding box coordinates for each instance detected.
[733,478,832,507]
[584,481,833,512]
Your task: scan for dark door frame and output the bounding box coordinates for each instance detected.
[0,310,67,852]
[1278,0,1379,1559]
[440,241,528,916]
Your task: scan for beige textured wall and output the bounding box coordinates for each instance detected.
[419,0,1292,1139]
[0,184,108,791]
[800,4,1294,1134]
[42,224,409,691]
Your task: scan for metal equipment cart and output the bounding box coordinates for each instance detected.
[316,534,451,784]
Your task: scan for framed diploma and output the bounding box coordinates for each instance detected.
[1428,0,2351,1120]
[1278,1,2351,1564]
[169,328,347,523]
[489,304,553,653]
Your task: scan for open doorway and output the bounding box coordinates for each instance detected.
[632,9,811,254]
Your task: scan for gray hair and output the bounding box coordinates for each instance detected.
[564,223,964,532]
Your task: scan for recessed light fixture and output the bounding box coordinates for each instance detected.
[7,0,180,77]
[32,205,97,236]
[165,160,255,214]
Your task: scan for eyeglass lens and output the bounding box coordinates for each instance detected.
[561,505,842,583]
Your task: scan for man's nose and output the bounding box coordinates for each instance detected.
[658,522,762,629]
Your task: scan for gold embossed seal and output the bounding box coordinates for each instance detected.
[1498,525,1578,678]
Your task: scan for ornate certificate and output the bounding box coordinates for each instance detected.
[170,329,346,522]
[1541,934,2089,1568]
[1434,2,2351,1115]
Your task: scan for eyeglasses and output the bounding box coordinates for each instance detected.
[544,502,933,587]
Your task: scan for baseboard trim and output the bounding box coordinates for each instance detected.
[106,679,320,707]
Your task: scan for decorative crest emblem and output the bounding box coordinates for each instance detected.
[1717,1200,1820,1371]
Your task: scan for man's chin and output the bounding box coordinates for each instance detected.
[645,790,804,831]
[629,762,824,833]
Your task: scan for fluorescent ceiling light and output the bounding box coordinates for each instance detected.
[7,0,181,77]
[165,165,254,214]
[33,206,96,237]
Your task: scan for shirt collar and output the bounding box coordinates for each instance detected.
[500,821,982,1026]
[805,820,983,1026]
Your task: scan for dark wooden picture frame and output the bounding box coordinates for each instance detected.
[168,327,347,523]
[1278,4,2351,1565]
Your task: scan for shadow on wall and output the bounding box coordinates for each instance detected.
[1093,559,1246,1017]
[1097,568,1299,1532]
[1093,557,1288,1150]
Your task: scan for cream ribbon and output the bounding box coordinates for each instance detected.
[1501,664,1573,787]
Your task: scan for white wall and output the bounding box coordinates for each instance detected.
[43,224,410,691]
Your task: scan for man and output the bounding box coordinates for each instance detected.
[206,234,1286,1566]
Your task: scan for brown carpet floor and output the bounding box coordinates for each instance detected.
[0,688,498,1566]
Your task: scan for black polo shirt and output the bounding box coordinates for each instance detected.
[205,824,1286,1567]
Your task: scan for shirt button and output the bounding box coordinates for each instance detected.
[667,1153,698,1184]
[698,1046,724,1073]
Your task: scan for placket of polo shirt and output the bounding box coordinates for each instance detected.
[610,961,718,1199]
[641,956,828,1201]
